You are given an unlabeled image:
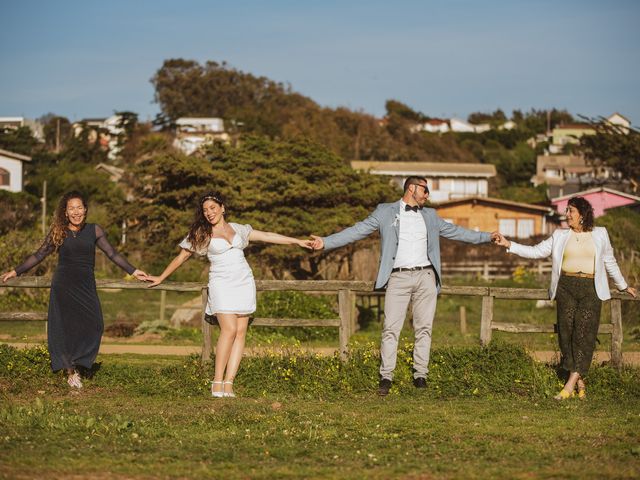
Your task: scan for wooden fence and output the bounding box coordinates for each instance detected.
[1,277,637,366]
[441,260,553,280]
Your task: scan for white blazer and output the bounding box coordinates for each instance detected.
[508,227,628,300]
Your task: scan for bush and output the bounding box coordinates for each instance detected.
[2,342,639,400]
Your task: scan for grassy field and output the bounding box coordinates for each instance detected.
[1,345,639,479]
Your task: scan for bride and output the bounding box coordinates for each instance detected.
[147,192,312,398]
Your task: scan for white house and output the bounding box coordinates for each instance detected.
[606,112,631,134]
[0,117,44,141]
[416,119,450,133]
[173,117,230,155]
[0,148,31,192]
[449,118,476,133]
[351,161,496,202]
[72,115,126,160]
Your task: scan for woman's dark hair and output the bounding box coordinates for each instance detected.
[49,191,88,250]
[187,191,225,252]
[567,196,594,232]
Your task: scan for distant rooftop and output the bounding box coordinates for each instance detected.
[351,161,496,178]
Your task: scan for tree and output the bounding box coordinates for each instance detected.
[0,126,39,156]
[0,190,40,235]
[40,114,72,152]
[467,109,507,126]
[580,121,640,192]
[124,135,399,276]
[385,100,426,123]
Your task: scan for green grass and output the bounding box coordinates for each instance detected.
[1,344,639,479]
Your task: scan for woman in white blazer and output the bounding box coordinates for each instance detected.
[495,196,636,400]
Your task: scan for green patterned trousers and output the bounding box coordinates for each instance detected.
[555,275,602,377]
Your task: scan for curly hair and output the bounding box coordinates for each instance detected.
[186,191,225,252]
[567,196,594,232]
[49,191,88,250]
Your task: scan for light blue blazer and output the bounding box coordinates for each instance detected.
[322,200,492,290]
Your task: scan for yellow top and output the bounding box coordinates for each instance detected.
[561,231,596,274]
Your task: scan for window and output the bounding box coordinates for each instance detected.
[464,180,478,195]
[499,219,516,237]
[517,219,535,238]
[430,178,439,190]
[478,180,488,195]
[439,179,452,192]
[0,168,9,186]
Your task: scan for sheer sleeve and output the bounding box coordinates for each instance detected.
[14,236,56,276]
[95,225,136,275]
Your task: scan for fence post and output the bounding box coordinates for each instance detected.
[159,290,167,323]
[482,262,490,281]
[201,287,212,363]
[338,289,352,361]
[480,295,494,346]
[459,305,467,335]
[610,298,623,368]
[350,290,357,335]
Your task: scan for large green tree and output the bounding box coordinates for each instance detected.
[124,135,398,277]
[580,122,640,192]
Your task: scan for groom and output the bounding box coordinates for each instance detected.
[311,176,499,395]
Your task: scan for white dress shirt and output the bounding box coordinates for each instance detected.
[393,201,431,269]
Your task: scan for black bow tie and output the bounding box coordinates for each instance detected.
[405,205,422,212]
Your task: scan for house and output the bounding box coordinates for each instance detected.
[173,117,230,155]
[551,123,596,147]
[0,116,44,141]
[0,148,31,192]
[72,115,125,160]
[449,118,476,133]
[434,196,557,238]
[606,112,631,134]
[350,161,496,202]
[94,163,124,182]
[552,187,640,218]
[530,154,624,199]
[500,120,517,131]
[420,119,450,134]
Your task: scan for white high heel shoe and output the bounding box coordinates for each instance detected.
[211,380,224,398]
[223,380,236,398]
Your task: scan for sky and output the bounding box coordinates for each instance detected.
[1,0,639,125]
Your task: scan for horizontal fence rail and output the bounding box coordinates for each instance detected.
[441,261,553,280]
[1,277,637,366]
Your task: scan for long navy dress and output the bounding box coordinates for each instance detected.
[14,224,136,372]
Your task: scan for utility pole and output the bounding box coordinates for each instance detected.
[41,180,47,235]
[55,118,60,153]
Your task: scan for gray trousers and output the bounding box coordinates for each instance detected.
[380,269,438,380]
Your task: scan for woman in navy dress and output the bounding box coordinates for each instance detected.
[1,191,148,388]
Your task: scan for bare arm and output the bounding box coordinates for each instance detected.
[248,230,313,249]
[147,249,193,287]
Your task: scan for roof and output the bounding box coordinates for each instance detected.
[425,119,448,125]
[607,112,630,122]
[176,117,223,125]
[551,186,640,203]
[351,161,496,178]
[0,117,25,122]
[0,148,31,162]
[79,118,107,123]
[95,163,124,180]
[434,196,554,214]
[537,155,587,168]
[553,123,594,130]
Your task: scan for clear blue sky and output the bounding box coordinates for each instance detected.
[1,0,639,125]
